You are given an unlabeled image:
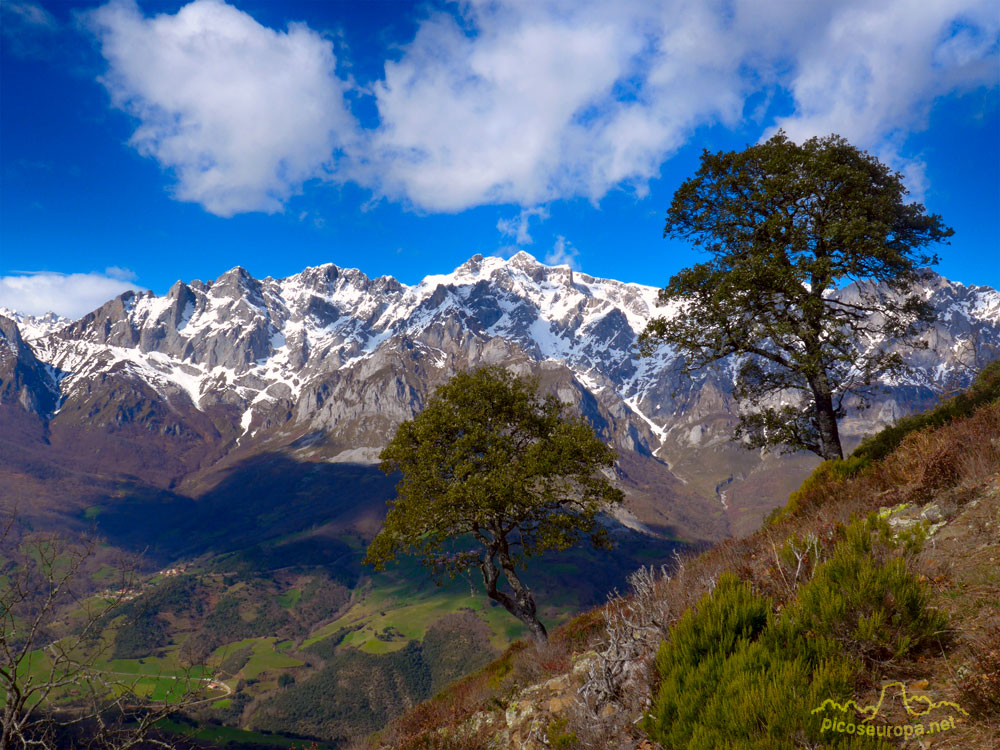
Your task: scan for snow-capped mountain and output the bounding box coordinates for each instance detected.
[0,308,72,342]
[2,252,998,538]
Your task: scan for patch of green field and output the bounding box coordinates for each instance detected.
[209,637,302,679]
[275,589,301,609]
[128,675,199,702]
[305,569,531,653]
[241,638,303,680]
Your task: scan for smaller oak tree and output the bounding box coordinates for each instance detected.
[640,132,953,461]
[364,366,623,644]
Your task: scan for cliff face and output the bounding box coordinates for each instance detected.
[0,315,59,416]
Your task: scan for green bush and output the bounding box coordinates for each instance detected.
[788,515,946,668]
[645,512,945,750]
[645,574,868,749]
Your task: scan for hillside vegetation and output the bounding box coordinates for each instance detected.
[375,362,1000,749]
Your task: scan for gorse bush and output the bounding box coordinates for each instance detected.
[645,574,865,749]
[789,515,946,669]
[644,511,944,749]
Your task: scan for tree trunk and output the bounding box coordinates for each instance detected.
[810,374,844,461]
[478,548,548,644]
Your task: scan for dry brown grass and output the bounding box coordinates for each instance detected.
[370,632,587,750]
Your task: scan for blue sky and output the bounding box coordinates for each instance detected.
[1,0,997,318]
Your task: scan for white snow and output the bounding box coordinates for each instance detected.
[13,254,998,443]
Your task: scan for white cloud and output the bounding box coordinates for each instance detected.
[0,272,145,319]
[545,235,580,270]
[86,0,998,216]
[104,265,138,282]
[497,206,550,245]
[1,0,58,59]
[359,0,998,211]
[5,1,55,27]
[765,0,999,196]
[86,0,357,217]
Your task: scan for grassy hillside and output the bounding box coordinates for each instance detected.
[2,491,684,747]
[376,362,1000,749]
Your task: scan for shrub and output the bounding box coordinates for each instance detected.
[645,512,945,749]
[958,624,1000,722]
[644,574,866,749]
[789,515,947,669]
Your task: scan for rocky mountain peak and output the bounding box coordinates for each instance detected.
[0,307,72,341]
[0,314,59,415]
[3,255,997,537]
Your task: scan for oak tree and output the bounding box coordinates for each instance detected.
[364,366,623,644]
[640,132,953,460]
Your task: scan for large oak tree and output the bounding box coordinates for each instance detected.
[364,366,623,643]
[640,132,953,461]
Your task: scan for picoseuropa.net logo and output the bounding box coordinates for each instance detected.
[812,681,969,740]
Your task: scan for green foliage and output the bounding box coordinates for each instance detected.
[366,366,622,576]
[112,611,169,659]
[646,512,943,749]
[789,514,946,668]
[277,672,295,688]
[545,716,579,748]
[645,574,863,749]
[365,366,622,641]
[640,132,952,461]
[852,359,1000,464]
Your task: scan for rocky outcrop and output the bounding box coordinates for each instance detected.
[0,315,59,415]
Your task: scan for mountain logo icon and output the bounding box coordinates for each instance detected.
[812,681,968,740]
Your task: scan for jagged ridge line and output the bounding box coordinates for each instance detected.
[811,681,969,723]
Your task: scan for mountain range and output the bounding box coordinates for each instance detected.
[2,251,998,543]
